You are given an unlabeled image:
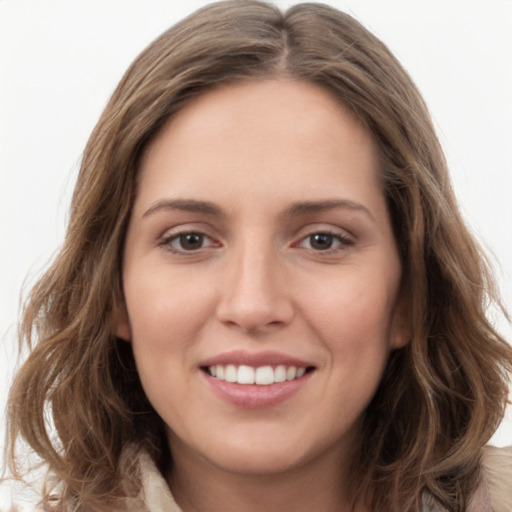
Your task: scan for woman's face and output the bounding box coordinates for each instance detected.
[117,79,409,477]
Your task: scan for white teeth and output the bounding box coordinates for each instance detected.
[255,366,274,385]
[237,365,255,384]
[286,366,297,381]
[207,364,309,385]
[274,365,286,383]
[225,364,237,383]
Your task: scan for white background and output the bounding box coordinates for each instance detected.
[1,0,511,507]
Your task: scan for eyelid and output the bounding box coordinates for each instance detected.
[158,225,222,254]
[291,225,355,253]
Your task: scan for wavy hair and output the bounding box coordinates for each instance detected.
[6,1,512,511]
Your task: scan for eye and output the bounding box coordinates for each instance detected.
[161,231,218,253]
[297,231,353,252]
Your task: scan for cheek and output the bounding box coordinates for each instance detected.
[302,271,398,349]
[123,268,218,381]
[125,266,211,337]
[298,268,399,402]
[124,272,214,422]
[290,275,397,444]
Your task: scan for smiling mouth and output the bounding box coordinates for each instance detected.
[203,364,315,385]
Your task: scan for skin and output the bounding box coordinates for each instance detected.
[117,79,409,512]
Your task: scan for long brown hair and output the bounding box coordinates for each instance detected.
[6,1,512,511]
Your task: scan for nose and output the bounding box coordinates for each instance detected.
[215,240,294,333]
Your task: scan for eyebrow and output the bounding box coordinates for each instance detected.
[142,197,374,221]
[283,199,375,222]
[143,198,224,218]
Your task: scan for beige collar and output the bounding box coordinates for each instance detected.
[136,451,182,512]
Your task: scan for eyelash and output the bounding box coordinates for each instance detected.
[295,230,354,253]
[159,232,219,254]
[158,229,354,255]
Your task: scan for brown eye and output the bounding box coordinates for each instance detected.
[308,233,334,251]
[177,233,204,251]
[296,230,354,253]
[160,230,221,255]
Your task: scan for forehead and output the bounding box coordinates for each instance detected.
[135,79,383,214]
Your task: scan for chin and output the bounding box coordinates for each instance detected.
[206,445,310,476]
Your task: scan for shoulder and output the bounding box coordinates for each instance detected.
[482,445,512,512]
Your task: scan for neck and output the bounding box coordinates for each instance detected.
[167,440,358,512]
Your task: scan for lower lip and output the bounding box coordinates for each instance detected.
[204,372,313,409]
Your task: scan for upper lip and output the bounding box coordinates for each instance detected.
[200,350,314,368]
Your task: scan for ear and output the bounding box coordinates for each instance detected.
[113,302,132,342]
[389,287,412,350]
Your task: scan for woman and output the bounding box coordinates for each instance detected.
[5,1,512,511]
